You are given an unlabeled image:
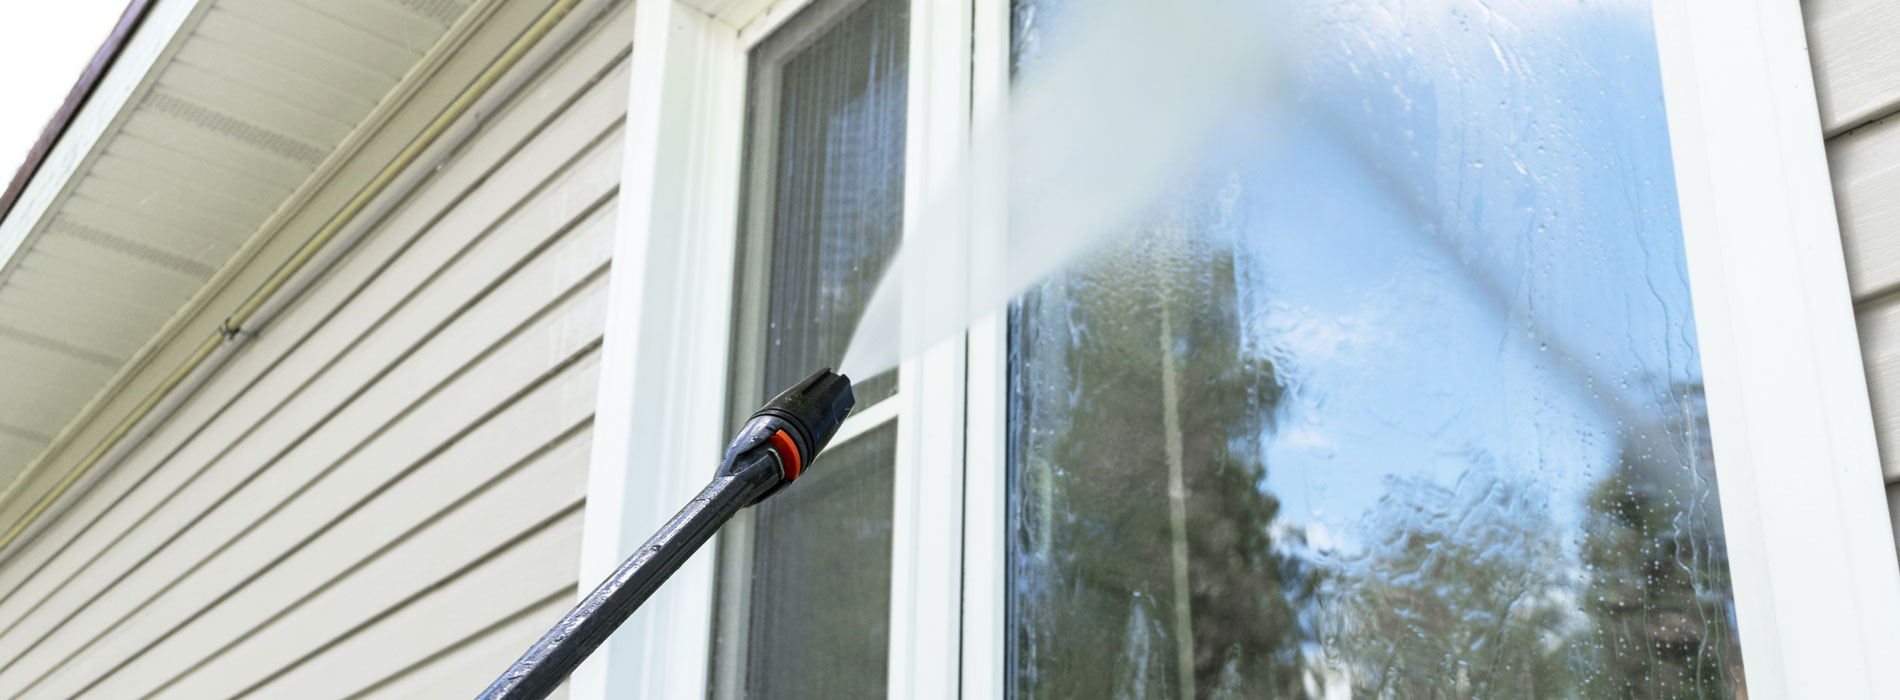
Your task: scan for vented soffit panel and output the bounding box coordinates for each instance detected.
[0,0,481,487]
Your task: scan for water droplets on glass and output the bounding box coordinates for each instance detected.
[1006,0,1743,698]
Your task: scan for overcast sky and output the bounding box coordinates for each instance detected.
[0,1,130,181]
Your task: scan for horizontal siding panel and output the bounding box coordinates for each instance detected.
[0,189,617,695]
[80,366,601,699]
[1822,0,1900,492]
[17,255,609,696]
[0,14,633,625]
[244,510,584,700]
[1892,482,1900,559]
[1806,0,1900,135]
[1831,116,1900,300]
[348,592,574,700]
[1857,297,1900,481]
[155,423,593,698]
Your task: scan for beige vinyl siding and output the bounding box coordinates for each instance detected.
[0,4,635,699]
[1807,0,1900,553]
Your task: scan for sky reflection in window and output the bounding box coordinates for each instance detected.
[1008,1,1744,698]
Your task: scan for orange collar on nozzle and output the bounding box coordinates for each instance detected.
[767,429,803,480]
[750,368,855,474]
[719,368,855,505]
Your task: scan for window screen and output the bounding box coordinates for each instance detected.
[1006,1,1747,699]
[713,0,909,697]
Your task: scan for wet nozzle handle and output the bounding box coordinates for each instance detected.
[750,367,855,470]
[475,369,853,700]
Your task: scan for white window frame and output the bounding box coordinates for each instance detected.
[577,0,973,698]
[579,0,1900,698]
[1647,1,1900,695]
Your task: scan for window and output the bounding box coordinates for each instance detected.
[711,0,910,697]
[591,0,1900,697]
[1005,0,1742,698]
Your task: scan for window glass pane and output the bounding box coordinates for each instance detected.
[715,0,908,697]
[735,0,909,411]
[1007,2,1746,699]
[744,424,899,699]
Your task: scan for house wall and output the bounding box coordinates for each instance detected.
[0,3,634,698]
[0,3,1876,698]
[1806,0,1900,554]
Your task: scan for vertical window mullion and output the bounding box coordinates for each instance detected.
[959,0,1013,695]
[883,0,976,697]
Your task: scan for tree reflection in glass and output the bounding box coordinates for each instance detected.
[1006,1,1746,698]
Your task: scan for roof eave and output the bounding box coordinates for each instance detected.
[0,0,198,277]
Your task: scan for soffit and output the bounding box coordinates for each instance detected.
[0,0,478,478]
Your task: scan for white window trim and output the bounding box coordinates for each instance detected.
[1651,0,1900,696]
[573,1,744,697]
[578,0,974,698]
[583,0,1900,698]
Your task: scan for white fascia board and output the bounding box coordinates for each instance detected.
[0,0,210,279]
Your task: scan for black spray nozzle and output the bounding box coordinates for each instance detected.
[719,368,856,500]
[751,367,855,470]
[478,369,854,700]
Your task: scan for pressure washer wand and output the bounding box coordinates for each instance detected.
[475,369,855,700]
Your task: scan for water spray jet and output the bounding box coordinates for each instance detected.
[839,0,1288,378]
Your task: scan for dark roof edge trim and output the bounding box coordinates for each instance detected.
[0,0,159,227]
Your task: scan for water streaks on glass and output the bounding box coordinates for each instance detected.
[1007,1,1744,698]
